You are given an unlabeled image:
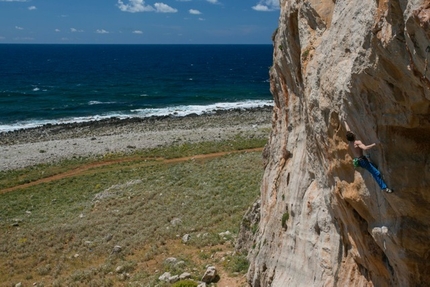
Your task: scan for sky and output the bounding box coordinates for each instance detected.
[0,0,280,44]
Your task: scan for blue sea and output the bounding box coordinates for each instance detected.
[0,44,273,132]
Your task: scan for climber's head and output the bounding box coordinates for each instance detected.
[346,131,355,142]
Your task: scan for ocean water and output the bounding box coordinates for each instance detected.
[0,44,273,132]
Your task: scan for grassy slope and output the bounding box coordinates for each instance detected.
[0,136,266,286]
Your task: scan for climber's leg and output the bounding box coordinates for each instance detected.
[358,157,389,191]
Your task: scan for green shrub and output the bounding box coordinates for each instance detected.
[301,49,310,61]
[172,280,198,287]
[224,254,249,274]
[281,212,289,229]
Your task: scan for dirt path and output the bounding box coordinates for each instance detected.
[1,148,263,194]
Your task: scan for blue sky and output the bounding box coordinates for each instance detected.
[0,0,280,44]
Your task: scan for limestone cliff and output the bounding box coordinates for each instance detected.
[246,0,430,286]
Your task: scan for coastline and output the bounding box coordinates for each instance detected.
[0,107,273,171]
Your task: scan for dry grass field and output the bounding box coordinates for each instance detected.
[0,136,266,286]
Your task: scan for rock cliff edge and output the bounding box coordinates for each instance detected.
[245,1,430,286]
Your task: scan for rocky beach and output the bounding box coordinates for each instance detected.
[0,107,272,171]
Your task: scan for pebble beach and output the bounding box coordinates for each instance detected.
[0,107,272,171]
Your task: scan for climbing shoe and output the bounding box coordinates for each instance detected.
[383,188,393,193]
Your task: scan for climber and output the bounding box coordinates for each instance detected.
[344,121,393,193]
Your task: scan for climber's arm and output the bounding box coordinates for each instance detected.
[355,140,376,150]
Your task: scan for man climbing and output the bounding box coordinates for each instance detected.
[344,121,393,193]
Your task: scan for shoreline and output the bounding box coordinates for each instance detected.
[0,107,273,171]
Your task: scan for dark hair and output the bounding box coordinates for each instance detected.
[346,131,355,142]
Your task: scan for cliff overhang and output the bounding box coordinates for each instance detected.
[244,1,430,286]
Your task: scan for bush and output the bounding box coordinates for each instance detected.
[172,280,198,287]
[281,212,289,229]
[225,254,249,274]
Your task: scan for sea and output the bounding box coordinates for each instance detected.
[0,44,274,132]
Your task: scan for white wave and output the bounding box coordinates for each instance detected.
[130,100,274,117]
[0,115,126,133]
[33,87,40,91]
[0,119,56,132]
[0,100,273,133]
[88,101,117,105]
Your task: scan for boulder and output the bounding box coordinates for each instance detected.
[201,266,217,283]
[179,272,192,280]
[111,245,122,253]
[182,233,191,243]
[169,275,179,283]
[158,272,171,282]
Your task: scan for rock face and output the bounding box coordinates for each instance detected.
[247,1,430,286]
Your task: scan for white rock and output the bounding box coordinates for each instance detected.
[115,266,124,273]
[175,260,185,267]
[218,230,231,237]
[170,217,182,226]
[179,272,192,280]
[165,257,177,264]
[201,266,217,283]
[112,245,122,253]
[169,275,179,283]
[182,233,191,243]
[158,272,171,282]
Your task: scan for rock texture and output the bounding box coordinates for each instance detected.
[247,0,430,286]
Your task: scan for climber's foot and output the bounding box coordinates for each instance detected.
[383,188,393,193]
